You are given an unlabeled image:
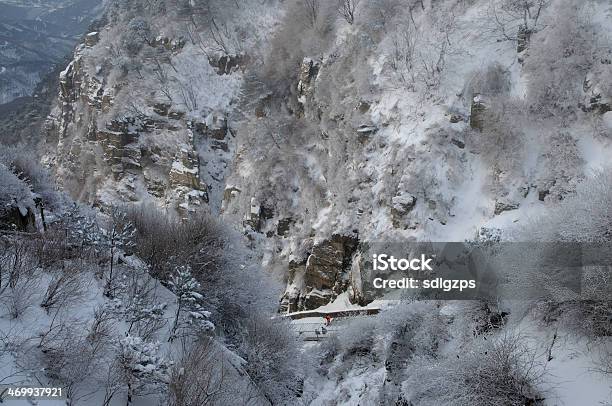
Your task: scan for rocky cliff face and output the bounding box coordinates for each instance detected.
[45,30,232,214]
[45,0,612,313]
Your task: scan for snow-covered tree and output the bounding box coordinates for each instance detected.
[118,334,171,405]
[167,266,214,340]
[102,208,136,297]
[58,204,103,249]
[124,294,168,335]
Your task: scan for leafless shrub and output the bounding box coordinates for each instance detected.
[167,337,230,406]
[179,0,245,57]
[43,322,110,404]
[388,8,459,95]
[87,306,116,344]
[594,345,612,377]
[391,23,418,90]
[125,205,226,279]
[238,314,303,405]
[303,0,320,27]
[482,0,549,42]
[33,228,70,267]
[0,239,39,319]
[406,333,546,405]
[178,80,198,111]
[208,16,240,55]
[153,59,173,102]
[0,238,37,296]
[3,279,38,319]
[102,359,124,406]
[337,0,360,24]
[40,267,87,312]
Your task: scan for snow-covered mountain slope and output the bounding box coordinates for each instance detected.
[26,0,612,404]
[0,149,291,405]
[43,0,612,309]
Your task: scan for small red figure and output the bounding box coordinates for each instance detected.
[324,315,332,326]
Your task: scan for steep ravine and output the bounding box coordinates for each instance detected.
[44,0,612,314]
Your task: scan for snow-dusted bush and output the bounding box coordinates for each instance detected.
[334,315,379,369]
[123,17,153,56]
[512,170,612,243]
[126,204,225,277]
[452,300,509,340]
[0,164,32,218]
[43,323,112,404]
[525,0,599,119]
[0,145,61,211]
[353,302,446,355]
[238,314,304,405]
[379,1,460,95]
[168,337,239,406]
[315,303,446,369]
[32,205,103,270]
[117,334,171,404]
[538,129,583,200]
[307,302,450,404]
[503,171,612,336]
[358,0,406,32]
[107,268,169,341]
[57,204,103,249]
[127,205,278,334]
[123,295,167,339]
[405,333,546,406]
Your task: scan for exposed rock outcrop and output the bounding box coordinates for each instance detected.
[85,32,100,47]
[580,72,611,114]
[470,94,487,130]
[243,197,261,232]
[46,29,226,213]
[517,25,532,54]
[391,193,417,228]
[494,200,520,215]
[151,35,186,53]
[208,54,250,75]
[280,234,359,312]
[296,57,321,118]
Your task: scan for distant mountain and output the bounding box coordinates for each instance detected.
[0,0,103,104]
